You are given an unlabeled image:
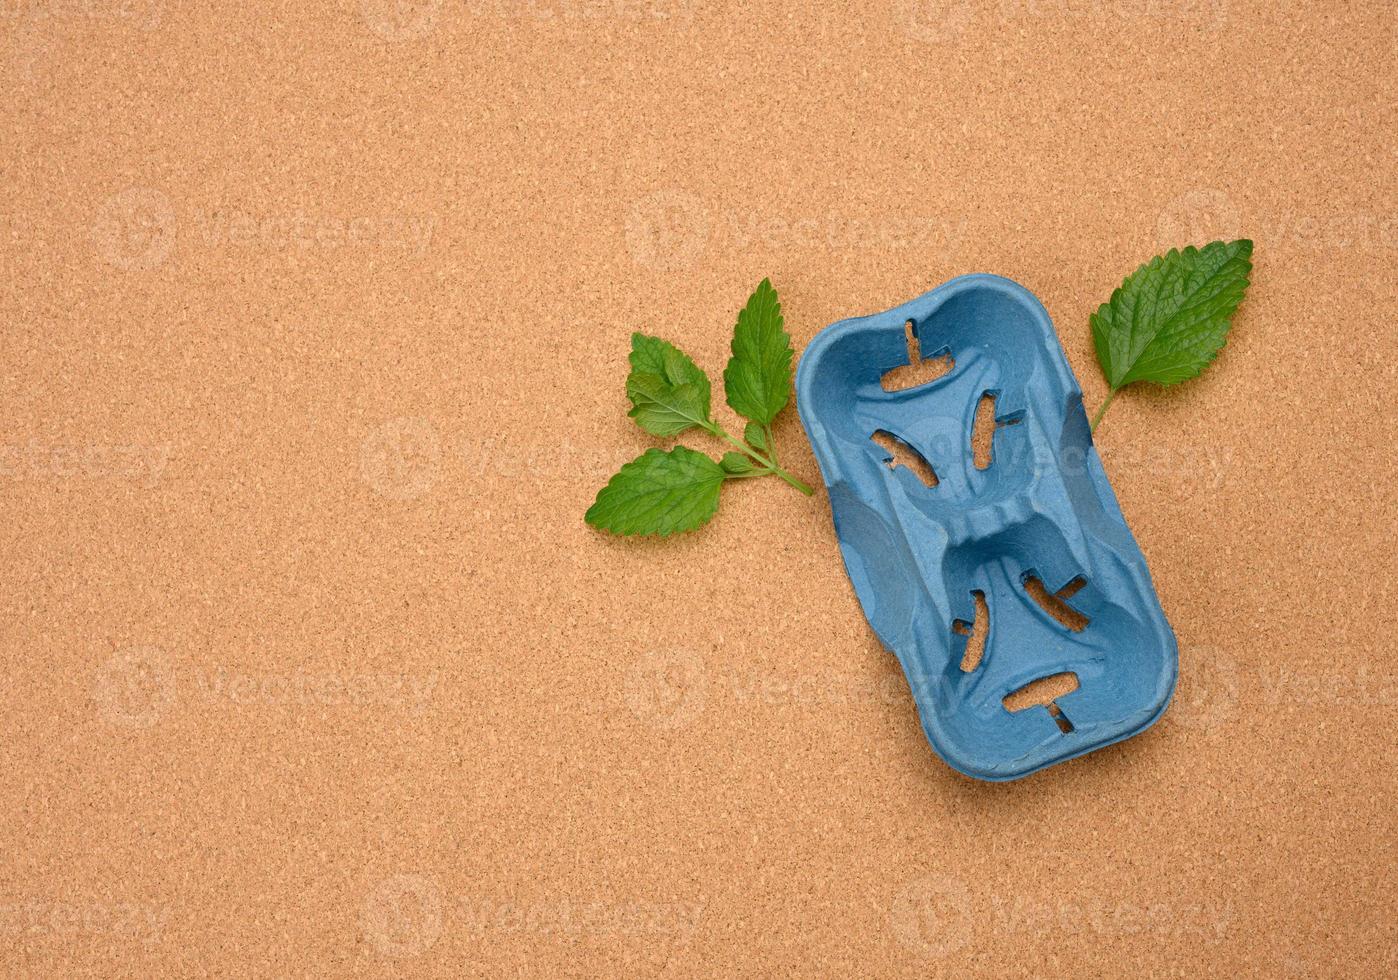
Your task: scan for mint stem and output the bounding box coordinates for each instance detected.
[770,466,814,495]
[1089,388,1117,434]
[708,420,774,466]
[706,420,814,496]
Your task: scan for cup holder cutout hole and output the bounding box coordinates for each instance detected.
[950,589,988,672]
[972,391,1025,470]
[1003,671,1079,734]
[881,319,954,393]
[871,430,938,487]
[1023,574,1090,632]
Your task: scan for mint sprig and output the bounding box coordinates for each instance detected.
[1089,239,1253,432]
[586,280,814,537]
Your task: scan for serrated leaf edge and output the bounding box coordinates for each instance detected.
[1092,239,1253,390]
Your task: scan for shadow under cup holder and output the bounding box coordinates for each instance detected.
[795,275,1178,781]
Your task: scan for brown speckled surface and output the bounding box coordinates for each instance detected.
[1,1,1394,975]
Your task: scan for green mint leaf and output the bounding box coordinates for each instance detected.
[743,422,768,453]
[1091,239,1253,390]
[585,446,724,536]
[723,278,793,425]
[720,452,755,475]
[626,333,713,437]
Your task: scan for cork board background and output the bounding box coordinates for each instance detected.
[3,1,1395,976]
